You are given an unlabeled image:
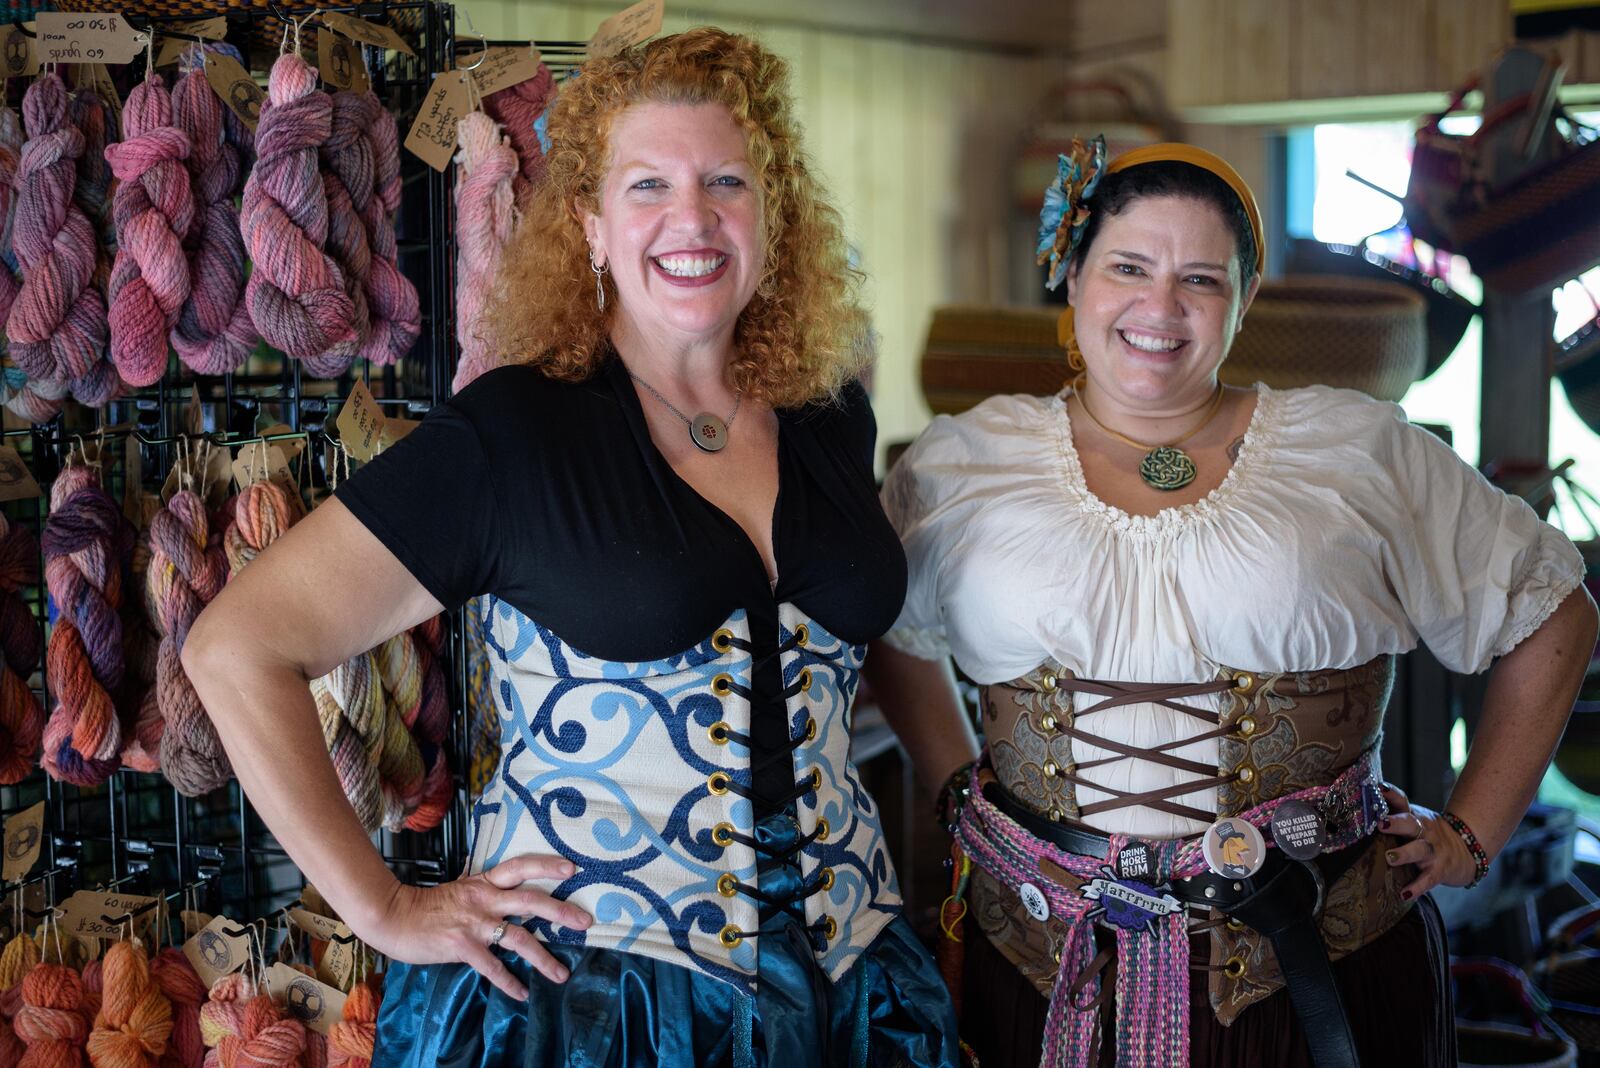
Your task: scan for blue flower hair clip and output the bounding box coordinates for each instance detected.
[1036,135,1107,291]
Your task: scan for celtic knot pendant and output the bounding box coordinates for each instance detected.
[1139,446,1196,491]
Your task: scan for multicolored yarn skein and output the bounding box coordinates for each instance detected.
[481,63,555,197]
[325,979,377,1068]
[405,616,452,832]
[371,632,426,829]
[16,962,90,1067]
[170,64,255,376]
[0,103,63,424]
[240,53,355,375]
[314,90,373,373]
[197,973,250,1058]
[150,947,206,1068]
[352,91,418,366]
[212,994,306,1068]
[449,111,518,392]
[87,940,174,1067]
[150,489,231,796]
[41,462,133,786]
[310,650,385,832]
[0,513,44,784]
[105,74,195,387]
[0,931,41,991]
[222,479,297,576]
[8,75,111,407]
[67,86,122,408]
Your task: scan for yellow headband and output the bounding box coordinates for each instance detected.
[1105,142,1266,275]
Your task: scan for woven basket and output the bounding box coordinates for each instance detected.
[1220,276,1427,401]
[919,305,1066,416]
[1453,138,1600,295]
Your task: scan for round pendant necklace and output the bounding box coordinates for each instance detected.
[628,370,743,453]
[1073,379,1227,491]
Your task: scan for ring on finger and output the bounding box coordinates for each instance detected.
[490,921,509,948]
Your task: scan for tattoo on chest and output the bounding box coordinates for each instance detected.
[1227,436,1246,462]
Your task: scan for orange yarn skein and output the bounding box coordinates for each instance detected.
[325,980,376,1067]
[16,961,91,1067]
[149,948,206,1068]
[214,995,304,1068]
[87,940,173,1067]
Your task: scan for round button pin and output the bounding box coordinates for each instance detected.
[1269,799,1327,860]
[1116,841,1154,882]
[1202,818,1266,878]
[1018,882,1051,922]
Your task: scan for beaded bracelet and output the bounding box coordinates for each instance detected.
[1440,810,1490,889]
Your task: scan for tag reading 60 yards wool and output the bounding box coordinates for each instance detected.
[35,12,144,65]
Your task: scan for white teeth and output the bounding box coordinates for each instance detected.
[655,255,727,278]
[1121,331,1183,352]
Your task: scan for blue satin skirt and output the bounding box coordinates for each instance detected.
[373,812,960,1067]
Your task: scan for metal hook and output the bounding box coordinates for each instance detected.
[460,32,490,71]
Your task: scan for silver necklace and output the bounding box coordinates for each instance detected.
[628,370,743,453]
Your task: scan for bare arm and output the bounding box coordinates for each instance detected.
[1386,585,1598,894]
[183,498,590,999]
[863,640,980,794]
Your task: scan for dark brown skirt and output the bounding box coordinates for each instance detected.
[960,894,1456,1067]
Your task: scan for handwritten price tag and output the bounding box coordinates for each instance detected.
[335,379,386,461]
[588,0,664,59]
[35,12,145,65]
[403,69,472,172]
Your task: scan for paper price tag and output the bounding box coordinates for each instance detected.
[0,443,41,504]
[231,442,291,492]
[204,52,264,132]
[319,931,356,990]
[2,801,45,883]
[317,29,370,94]
[183,914,250,988]
[265,962,347,1035]
[588,0,664,59]
[56,891,160,940]
[35,12,146,65]
[318,12,414,57]
[288,907,344,942]
[404,69,472,172]
[335,379,386,462]
[300,883,337,919]
[3,24,40,78]
[470,46,544,97]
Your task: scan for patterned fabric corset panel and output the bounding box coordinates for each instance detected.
[974,654,1407,1023]
[469,597,901,996]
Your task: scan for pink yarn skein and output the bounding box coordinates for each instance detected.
[105,75,195,387]
[481,63,554,197]
[315,90,374,373]
[449,112,517,392]
[171,66,256,375]
[67,87,122,408]
[0,104,64,424]
[355,91,418,365]
[240,53,355,375]
[8,75,110,402]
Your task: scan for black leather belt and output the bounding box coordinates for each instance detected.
[984,782,1368,1068]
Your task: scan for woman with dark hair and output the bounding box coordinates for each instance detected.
[183,28,959,1068]
[871,138,1595,1067]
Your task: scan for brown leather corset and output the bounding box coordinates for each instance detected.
[971,656,1414,1025]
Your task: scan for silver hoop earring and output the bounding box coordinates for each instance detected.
[591,256,608,313]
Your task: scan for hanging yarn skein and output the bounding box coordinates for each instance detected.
[326,979,378,1068]
[372,631,426,829]
[197,973,250,1055]
[151,488,231,796]
[311,650,386,832]
[0,104,62,425]
[314,90,373,372]
[105,74,195,387]
[150,948,206,1068]
[450,111,518,392]
[214,994,306,1068]
[8,75,112,407]
[87,940,174,1067]
[67,85,122,408]
[0,514,43,784]
[41,461,133,786]
[0,931,40,991]
[353,90,418,365]
[405,615,451,832]
[240,52,356,374]
[16,962,91,1068]
[481,63,555,197]
[171,62,256,375]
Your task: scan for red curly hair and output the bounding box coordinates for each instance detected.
[481,27,867,408]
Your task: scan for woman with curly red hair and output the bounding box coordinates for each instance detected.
[184,27,960,1067]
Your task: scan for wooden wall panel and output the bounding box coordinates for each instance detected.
[1294,0,1364,98]
[1226,0,1292,104]
[1364,0,1434,95]
[1167,0,1229,107]
[1433,0,1513,89]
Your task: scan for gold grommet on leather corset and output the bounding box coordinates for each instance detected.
[1234,672,1255,692]
[797,667,814,693]
[1223,956,1247,980]
[712,628,734,653]
[719,925,743,949]
[1040,672,1059,692]
[711,673,734,697]
[794,623,810,647]
[1226,917,1246,933]
[708,771,732,795]
[808,766,823,791]
[804,717,818,742]
[1236,715,1257,738]
[1236,766,1256,785]
[708,721,731,745]
[1043,760,1060,778]
[815,817,831,842]
[818,867,835,892]
[1040,714,1058,732]
[1047,806,1064,821]
[1052,942,1063,965]
[822,915,838,940]
[712,822,736,847]
[717,873,739,898]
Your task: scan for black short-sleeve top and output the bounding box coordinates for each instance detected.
[335,356,907,811]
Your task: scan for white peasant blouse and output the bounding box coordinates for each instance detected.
[882,383,1584,839]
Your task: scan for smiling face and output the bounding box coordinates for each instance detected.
[1067,195,1259,410]
[582,101,765,351]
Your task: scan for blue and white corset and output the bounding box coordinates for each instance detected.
[469,598,902,994]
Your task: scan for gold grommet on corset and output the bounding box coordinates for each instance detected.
[822,915,838,940]
[1040,673,1059,692]
[719,925,743,949]
[1236,766,1256,785]
[1043,760,1060,778]
[815,817,831,841]
[809,766,823,791]
[1223,956,1247,980]
[1226,917,1246,932]
[712,822,736,847]
[1047,806,1064,821]
[1052,942,1063,965]
[717,873,739,898]
[818,867,835,891]
[794,623,810,647]
[804,717,817,742]
[1039,714,1058,732]
[712,628,734,653]
[797,668,814,693]
[708,721,731,745]
[1234,672,1255,692]
[711,673,734,697]
[708,771,732,795]
[1236,715,1257,737]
